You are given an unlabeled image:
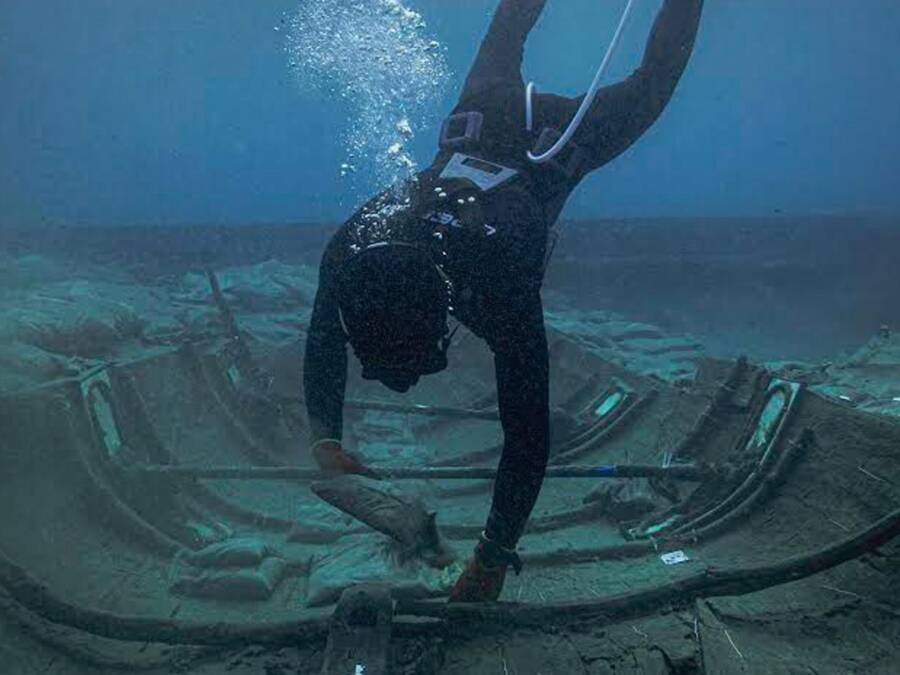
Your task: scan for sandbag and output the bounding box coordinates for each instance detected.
[582,478,657,524]
[181,537,278,568]
[170,557,287,602]
[305,534,463,608]
[286,522,346,545]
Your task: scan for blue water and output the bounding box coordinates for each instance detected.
[2,0,900,227]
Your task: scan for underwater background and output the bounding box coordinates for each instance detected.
[2,1,900,674]
[3,0,900,225]
[3,0,899,362]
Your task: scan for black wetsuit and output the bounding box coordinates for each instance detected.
[304,0,704,549]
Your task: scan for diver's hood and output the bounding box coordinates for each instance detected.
[337,241,454,384]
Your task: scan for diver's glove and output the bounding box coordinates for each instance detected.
[448,531,523,603]
[311,438,379,479]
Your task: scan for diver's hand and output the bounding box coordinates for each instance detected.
[448,534,522,603]
[311,438,380,479]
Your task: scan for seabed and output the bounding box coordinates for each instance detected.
[1,221,899,674]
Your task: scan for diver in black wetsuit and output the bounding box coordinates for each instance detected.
[304,0,704,602]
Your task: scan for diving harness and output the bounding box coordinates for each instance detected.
[341,0,639,363]
[428,0,636,271]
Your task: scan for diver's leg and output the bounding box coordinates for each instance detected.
[526,0,702,180]
[572,0,704,175]
[458,0,548,104]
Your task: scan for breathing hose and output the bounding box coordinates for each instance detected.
[527,0,636,164]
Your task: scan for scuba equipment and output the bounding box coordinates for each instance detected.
[525,0,637,269]
[527,0,636,165]
[439,153,518,192]
[440,111,484,149]
[525,82,536,132]
[426,143,523,236]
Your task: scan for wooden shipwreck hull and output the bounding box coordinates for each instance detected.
[1,327,900,674]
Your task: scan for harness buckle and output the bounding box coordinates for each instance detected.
[533,127,589,180]
[440,112,484,149]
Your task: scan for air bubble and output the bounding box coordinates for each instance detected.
[284,0,451,194]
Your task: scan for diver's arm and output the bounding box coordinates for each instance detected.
[459,0,548,101]
[303,245,349,444]
[484,289,550,548]
[575,0,704,172]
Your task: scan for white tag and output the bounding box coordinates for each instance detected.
[838,395,852,402]
[660,550,690,566]
[355,665,366,675]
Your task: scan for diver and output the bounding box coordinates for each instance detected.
[303,0,704,602]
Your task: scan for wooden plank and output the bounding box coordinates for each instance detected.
[320,584,393,675]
